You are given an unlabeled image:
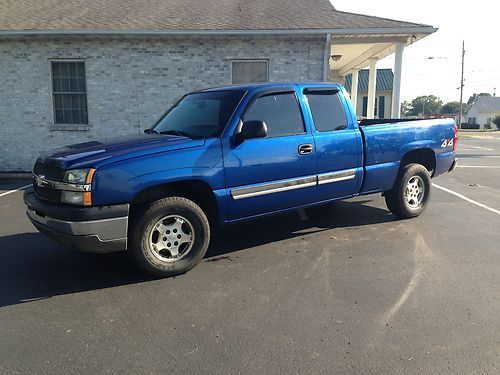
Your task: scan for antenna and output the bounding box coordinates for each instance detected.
[458,41,465,129]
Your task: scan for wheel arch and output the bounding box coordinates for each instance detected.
[130,179,219,227]
[400,148,436,175]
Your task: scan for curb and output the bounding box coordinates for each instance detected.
[0,173,32,180]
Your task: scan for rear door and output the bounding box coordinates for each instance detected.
[303,87,364,201]
[223,88,317,220]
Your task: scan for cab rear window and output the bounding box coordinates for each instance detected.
[306,91,347,132]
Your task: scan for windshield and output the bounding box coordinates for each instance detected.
[151,90,245,138]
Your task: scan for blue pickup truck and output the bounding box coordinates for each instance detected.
[25,82,457,276]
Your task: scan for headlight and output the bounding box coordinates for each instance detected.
[63,169,90,184]
[60,168,96,206]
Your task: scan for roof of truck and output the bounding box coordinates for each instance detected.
[200,82,343,92]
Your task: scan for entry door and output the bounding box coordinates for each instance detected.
[223,91,316,220]
[304,88,363,201]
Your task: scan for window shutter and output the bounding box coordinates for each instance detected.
[379,96,385,119]
[362,96,368,117]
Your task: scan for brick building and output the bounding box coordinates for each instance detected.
[0,0,436,171]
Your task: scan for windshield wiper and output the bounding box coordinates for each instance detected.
[143,128,158,134]
[159,130,192,138]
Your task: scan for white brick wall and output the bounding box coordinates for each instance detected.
[0,35,325,171]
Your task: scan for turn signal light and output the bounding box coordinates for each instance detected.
[83,168,96,206]
[453,123,459,151]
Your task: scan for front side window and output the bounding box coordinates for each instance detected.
[305,91,347,132]
[242,92,305,137]
[152,90,245,138]
[232,60,268,84]
[51,61,88,124]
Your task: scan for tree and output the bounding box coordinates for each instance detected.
[401,101,413,117]
[410,95,443,116]
[467,93,491,107]
[440,101,461,114]
[493,115,500,130]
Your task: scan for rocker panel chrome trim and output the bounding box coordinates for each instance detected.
[231,176,317,200]
[317,169,357,185]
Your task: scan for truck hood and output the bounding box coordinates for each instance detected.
[38,134,206,170]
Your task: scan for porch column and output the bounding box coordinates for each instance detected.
[391,42,404,118]
[350,68,359,111]
[367,59,377,119]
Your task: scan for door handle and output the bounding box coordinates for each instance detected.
[298,143,314,155]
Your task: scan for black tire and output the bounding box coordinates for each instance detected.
[130,196,210,277]
[384,163,431,219]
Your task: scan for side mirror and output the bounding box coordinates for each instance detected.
[234,120,268,142]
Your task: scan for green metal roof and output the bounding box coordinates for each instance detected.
[344,69,394,92]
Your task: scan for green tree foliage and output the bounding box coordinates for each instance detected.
[493,115,500,130]
[467,93,491,107]
[410,95,443,116]
[401,101,413,117]
[440,101,461,114]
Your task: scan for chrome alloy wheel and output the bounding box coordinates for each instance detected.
[404,176,425,208]
[148,215,195,262]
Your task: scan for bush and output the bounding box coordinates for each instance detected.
[461,123,480,129]
[493,115,500,130]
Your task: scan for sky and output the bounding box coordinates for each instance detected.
[332,0,499,104]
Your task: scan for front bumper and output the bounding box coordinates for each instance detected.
[24,188,129,253]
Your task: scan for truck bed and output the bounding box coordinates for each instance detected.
[359,118,442,126]
[358,118,456,194]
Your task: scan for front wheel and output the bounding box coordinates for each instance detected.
[130,196,210,277]
[385,163,431,219]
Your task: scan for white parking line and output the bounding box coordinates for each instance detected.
[461,145,494,151]
[0,184,31,198]
[456,165,500,168]
[432,183,500,215]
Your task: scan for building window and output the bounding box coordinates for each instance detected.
[231,60,268,84]
[51,61,88,125]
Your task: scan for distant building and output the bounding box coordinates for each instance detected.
[344,69,394,119]
[466,96,500,129]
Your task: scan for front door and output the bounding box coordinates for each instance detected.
[223,89,316,220]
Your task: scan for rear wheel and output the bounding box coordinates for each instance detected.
[385,163,431,219]
[130,196,210,277]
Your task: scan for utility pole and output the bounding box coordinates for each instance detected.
[459,41,465,129]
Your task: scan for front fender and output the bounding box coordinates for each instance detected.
[91,139,224,205]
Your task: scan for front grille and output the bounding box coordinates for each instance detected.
[33,159,64,202]
[33,183,61,202]
[33,159,64,181]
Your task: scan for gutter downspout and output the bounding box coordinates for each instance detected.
[322,33,331,82]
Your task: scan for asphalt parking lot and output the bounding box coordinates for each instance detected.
[0,133,499,374]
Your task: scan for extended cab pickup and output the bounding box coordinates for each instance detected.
[24,83,458,276]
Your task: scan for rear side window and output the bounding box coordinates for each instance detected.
[243,92,305,137]
[306,91,347,132]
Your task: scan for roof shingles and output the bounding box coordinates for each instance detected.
[0,0,433,32]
